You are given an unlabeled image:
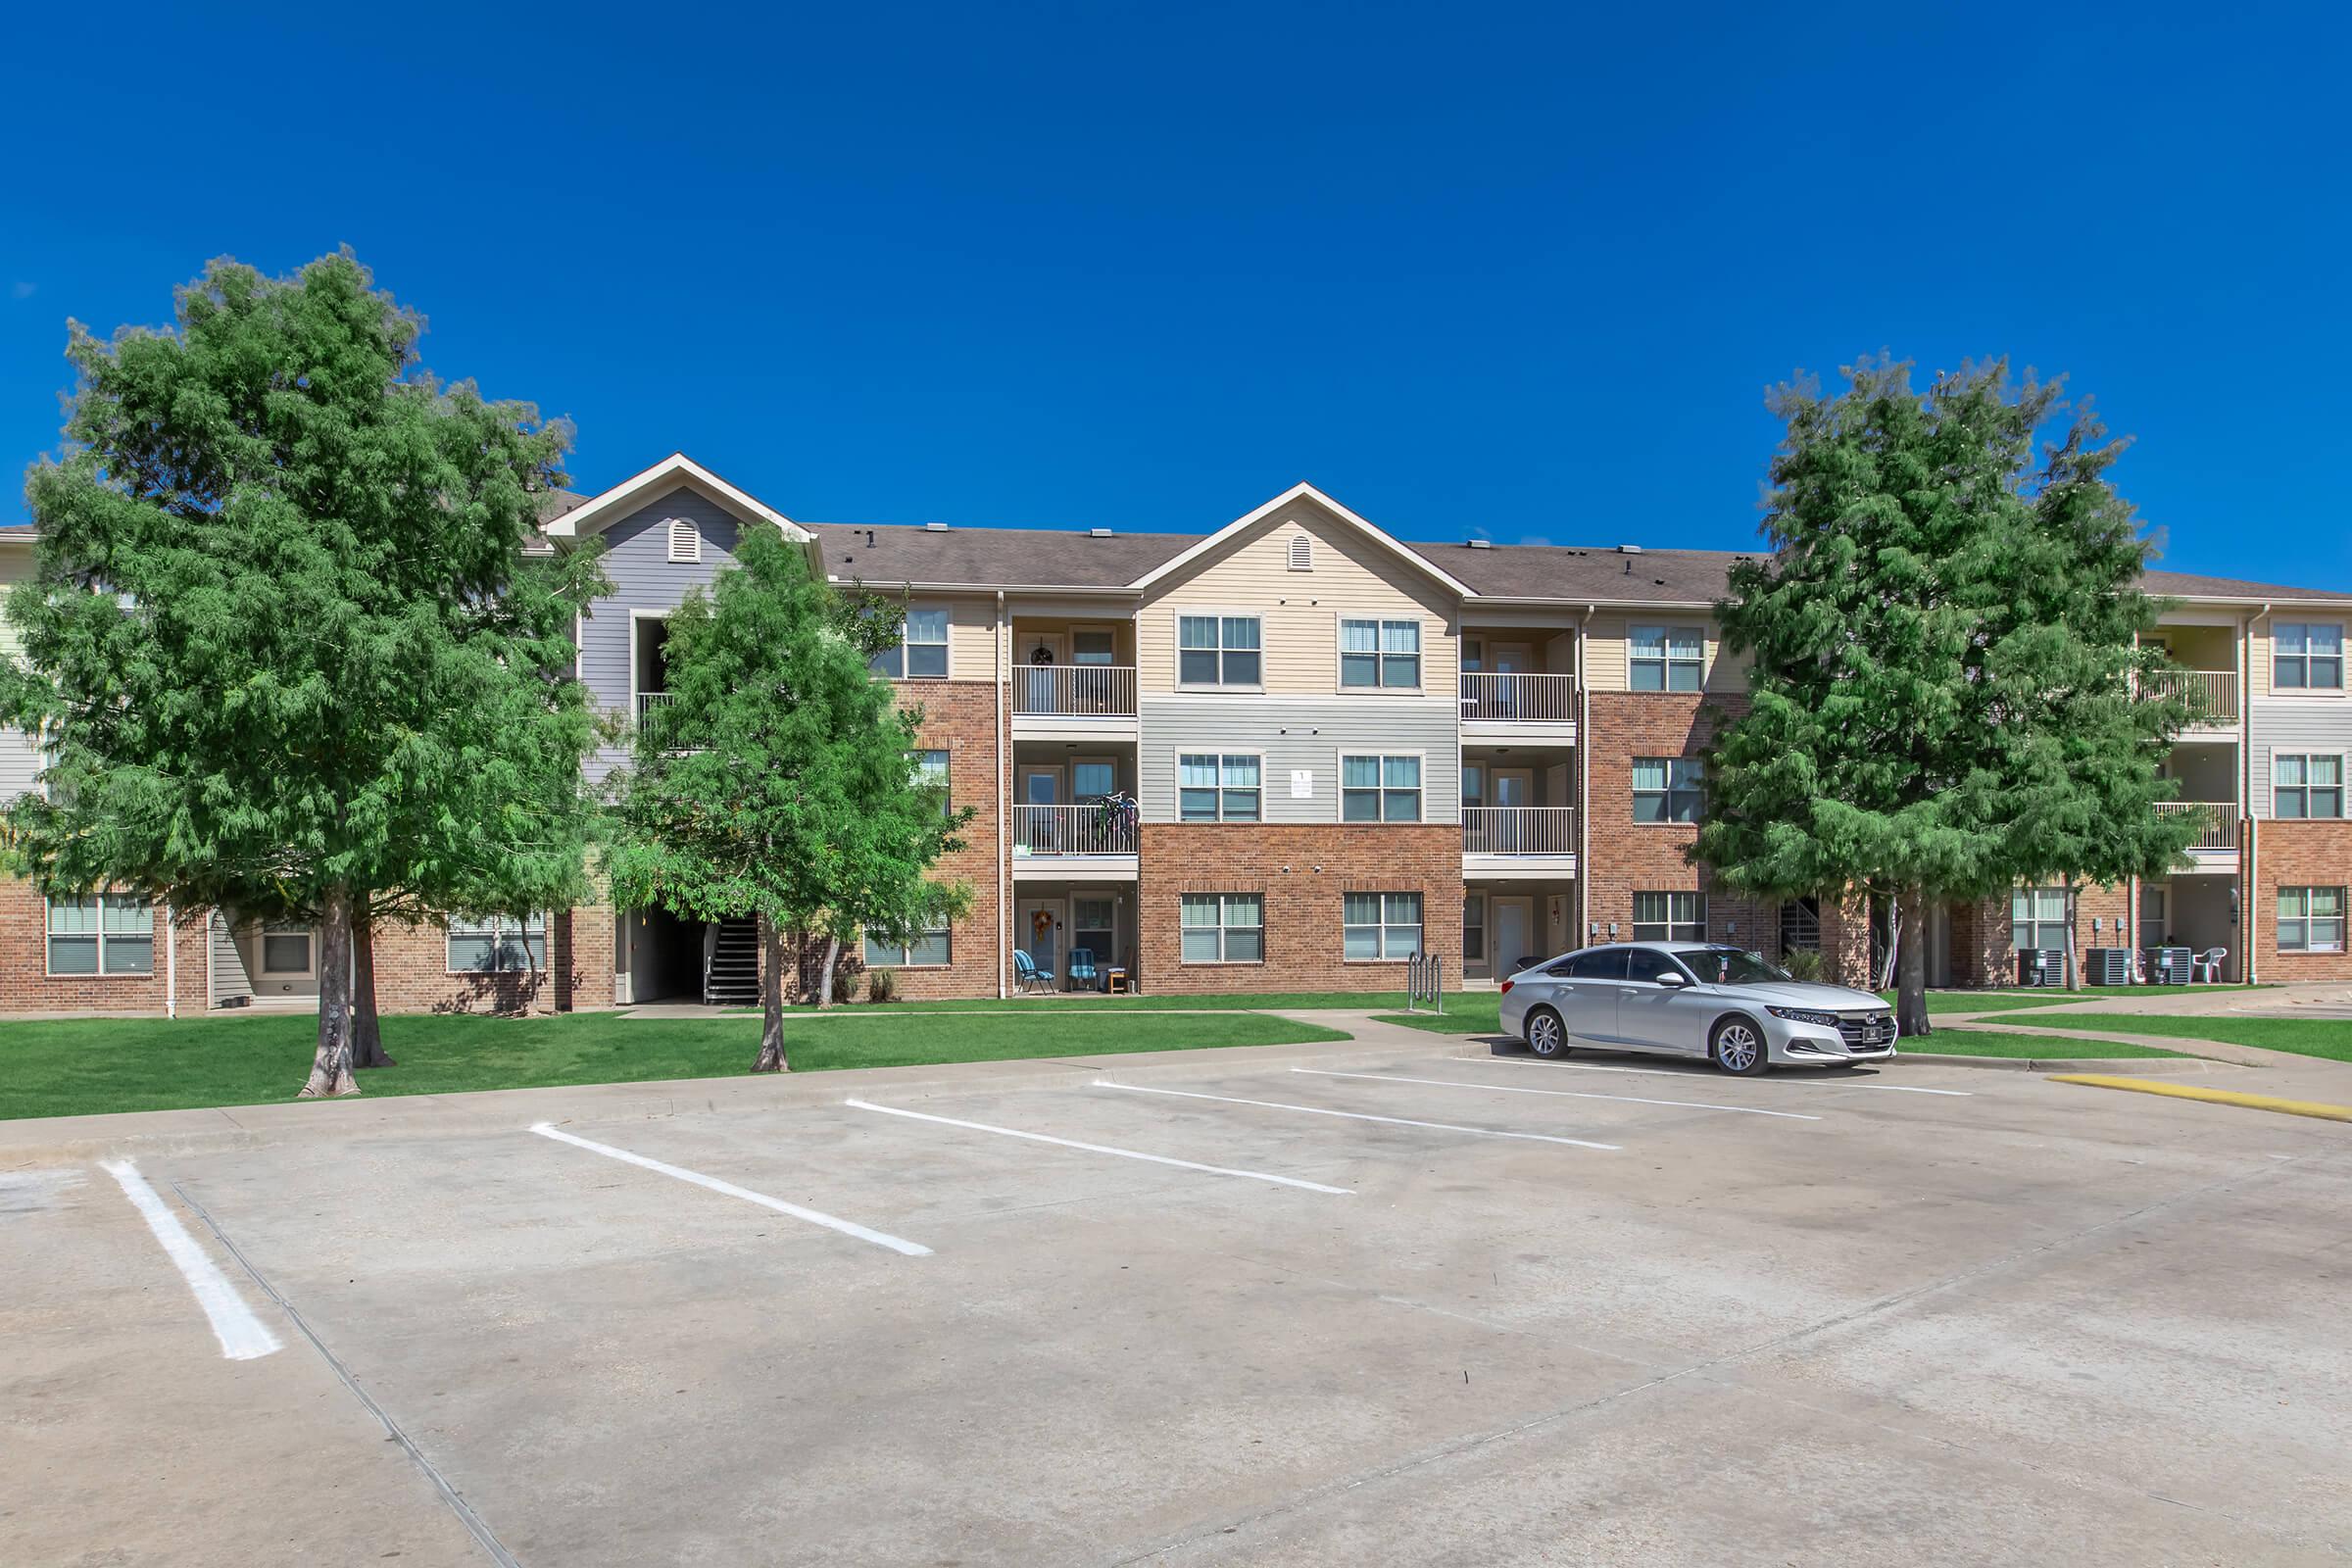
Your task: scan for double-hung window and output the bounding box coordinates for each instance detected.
[1630,625,1704,692]
[1341,755,1422,821]
[1632,892,1705,943]
[1177,615,1261,687]
[262,922,313,974]
[913,749,952,815]
[2274,754,2344,818]
[1178,754,1260,821]
[2274,622,2344,691]
[871,607,950,679]
[46,892,153,975]
[865,922,952,967]
[1180,893,1263,963]
[2011,887,2069,952]
[1632,758,1703,822]
[2278,887,2345,953]
[448,913,547,973]
[1343,892,1423,960]
[1340,618,1421,688]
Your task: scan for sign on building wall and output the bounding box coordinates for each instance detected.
[1291,769,1314,799]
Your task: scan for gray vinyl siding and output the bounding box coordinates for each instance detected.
[210,912,252,1006]
[1138,696,1460,824]
[2249,700,2352,819]
[576,492,749,782]
[0,724,40,801]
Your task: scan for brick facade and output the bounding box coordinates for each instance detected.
[0,876,209,1014]
[2253,819,2352,981]
[1136,823,1460,994]
[879,679,1008,1001]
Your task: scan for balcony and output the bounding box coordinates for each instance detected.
[636,691,683,750]
[2145,668,2239,728]
[2156,800,2241,858]
[1462,806,1578,876]
[1459,672,1578,742]
[1011,664,1139,739]
[1012,803,1139,877]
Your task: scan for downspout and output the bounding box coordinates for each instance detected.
[165,900,177,1019]
[997,590,1008,1001]
[2245,606,2263,984]
[1577,607,1592,950]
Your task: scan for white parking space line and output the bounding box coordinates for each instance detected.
[1094,1081,1622,1151]
[1446,1054,1973,1096]
[846,1100,1353,1194]
[529,1123,932,1256]
[1292,1066,1823,1121]
[98,1159,282,1361]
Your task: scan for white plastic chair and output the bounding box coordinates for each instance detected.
[2193,947,2228,983]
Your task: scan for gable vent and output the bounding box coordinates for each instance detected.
[666,517,701,564]
[923,520,951,532]
[1288,535,1313,571]
[1089,527,1114,538]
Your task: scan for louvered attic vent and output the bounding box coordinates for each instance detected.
[667,517,701,564]
[1288,535,1313,571]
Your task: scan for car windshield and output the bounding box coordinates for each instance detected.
[1673,948,1790,986]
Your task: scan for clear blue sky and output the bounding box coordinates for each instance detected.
[4,2,2345,587]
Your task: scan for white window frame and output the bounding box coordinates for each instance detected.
[1340,752,1423,823]
[447,912,549,975]
[1461,892,1486,965]
[1630,624,1706,692]
[2273,621,2344,692]
[1631,891,1705,944]
[1337,616,1423,691]
[912,748,951,815]
[1632,757,1704,823]
[2272,753,2345,819]
[261,921,314,976]
[665,516,701,564]
[871,606,951,681]
[2011,886,2069,953]
[2278,886,2345,954]
[1177,753,1262,822]
[1344,891,1424,961]
[1180,893,1263,964]
[45,891,154,978]
[1287,535,1313,571]
[865,921,952,968]
[1174,612,1263,690]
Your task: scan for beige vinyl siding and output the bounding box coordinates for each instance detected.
[1582,612,1730,693]
[1136,499,1457,696]
[0,544,28,661]
[0,547,36,800]
[2252,611,2348,705]
[2249,702,2352,819]
[943,595,999,679]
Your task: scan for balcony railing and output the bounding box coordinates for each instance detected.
[1013,664,1137,717]
[1462,806,1578,856]
[1012,803,1137,857]
[2145,668,2239,726]
[2156,800,2240,852]
[636,691,681,748]
[1459,671,1577,723]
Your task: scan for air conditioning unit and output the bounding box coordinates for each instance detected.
[2148,946,2194,986]
[2016,950,2066,986]
[2083,948,2132,987]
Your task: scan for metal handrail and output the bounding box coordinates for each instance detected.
[1013,664,1137,716]
[2144,668,2238,725]
[1458,671,1577,722]
[1011,803,1138,856]
[1461,806,1577,855]
[2155,800,2240,851]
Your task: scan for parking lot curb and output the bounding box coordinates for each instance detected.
[1895,1052,2221,1075]
[2048,1074,2352,1122]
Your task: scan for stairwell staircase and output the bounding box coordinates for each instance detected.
[703,917,760,1006]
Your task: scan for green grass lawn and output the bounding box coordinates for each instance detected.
[0,1008,1351,1122]
[1984,1011,2352,1063]
[1904,1030,2180,1059]
[767,990,1420,1013]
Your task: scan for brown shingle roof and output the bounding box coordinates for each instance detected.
[811,521,1197,589]
[1444,544,1754,605]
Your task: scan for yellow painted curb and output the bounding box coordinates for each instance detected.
[2049,1075,2352,1124]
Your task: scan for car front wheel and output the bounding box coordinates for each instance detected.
[1710,1016,1768,1075]
[1524,1006,1570,1058]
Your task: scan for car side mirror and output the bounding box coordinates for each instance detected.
[1655,971,1689,988]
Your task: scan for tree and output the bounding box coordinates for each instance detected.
[1692,358,2198,1036]
[0,252,607,1097]
[604,527,972,1070]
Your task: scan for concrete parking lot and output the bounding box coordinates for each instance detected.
[6,1029,2349,1566]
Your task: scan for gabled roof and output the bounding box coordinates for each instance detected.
[812,521,1194,590]
[540,453,809,542]
[1126,482,1475,597]
[2142,567,2352,604]
[1446,543,1753,607]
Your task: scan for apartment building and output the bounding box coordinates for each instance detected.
[0,455,2346,1013]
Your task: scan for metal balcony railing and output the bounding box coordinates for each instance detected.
[1013,664,1137,717]
[1462,806,1577,856]
[2156,800,2240,852]
[636,691,680,748]
[2144,668,2238,726]
[1012,803,1137,857]
[1458,671,1577,723]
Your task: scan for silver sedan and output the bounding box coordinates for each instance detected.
[1496,942,1897,1074]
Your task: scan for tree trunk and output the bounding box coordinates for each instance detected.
[299,886,360,1099]
[350,914,394,1068]
[752,913,789,1072]
[2062,874,2082,992]
[815,933,842,1011]
[1894,892,1931,1038]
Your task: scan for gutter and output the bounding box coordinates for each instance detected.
[1578,606,1592,948]
[997,591,1008,1001]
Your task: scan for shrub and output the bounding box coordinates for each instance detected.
[866,967,898,1004]
[832,962,860,1004]
[1780,947,1824,982]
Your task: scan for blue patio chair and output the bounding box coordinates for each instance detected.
[1067,947,1099,992]
[1013,948,1056,995]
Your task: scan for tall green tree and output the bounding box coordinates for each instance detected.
[1692,358,2198,1035]
[0,252,607,1096]
[605,527,971,1070]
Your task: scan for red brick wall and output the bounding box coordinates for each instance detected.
[1947,897,2009,987]
[875,680,1006,1001]
[0,877,208,1015]
[2254,819,2352,981]
[1136,823,1461,995]
[1582,693,1772,951]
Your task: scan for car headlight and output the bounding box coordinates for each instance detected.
[1766,1005,1839,1027]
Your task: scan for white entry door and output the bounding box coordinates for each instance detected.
[1494,897,1534,977]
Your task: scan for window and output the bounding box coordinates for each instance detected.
[1342,754,1422,822]
[2139,885,2168,943]
[46,892,152,975]
[2278,887,2345,953]
[1181,893,1263,963]
[1177,615,1260,687]
[1778,897,1821,954]
[865,923,952,967]
[1071,758,1116,802]
[1461,895,1485,963]
[1288,535,1313,571]
[1630,625,1704,692]
[1632,758,1704,823]
[2011,887,2069,952]
[871,607,950,679]
[1626,948,1685,985]
[449,913,548,973]
[1072,895,1117,967]
[1344,892,1423,960]
[913,749,951,814]
[1560,948,1628,981]
[2274,754,2344,818]
[262,922,312,974]
[2274,622,2344,691]
[1340,618,1421,688]
[665,517,701,564]
[1071,627,1116,664]
[1178,755,1260,821]
[1631,892,1705,943]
